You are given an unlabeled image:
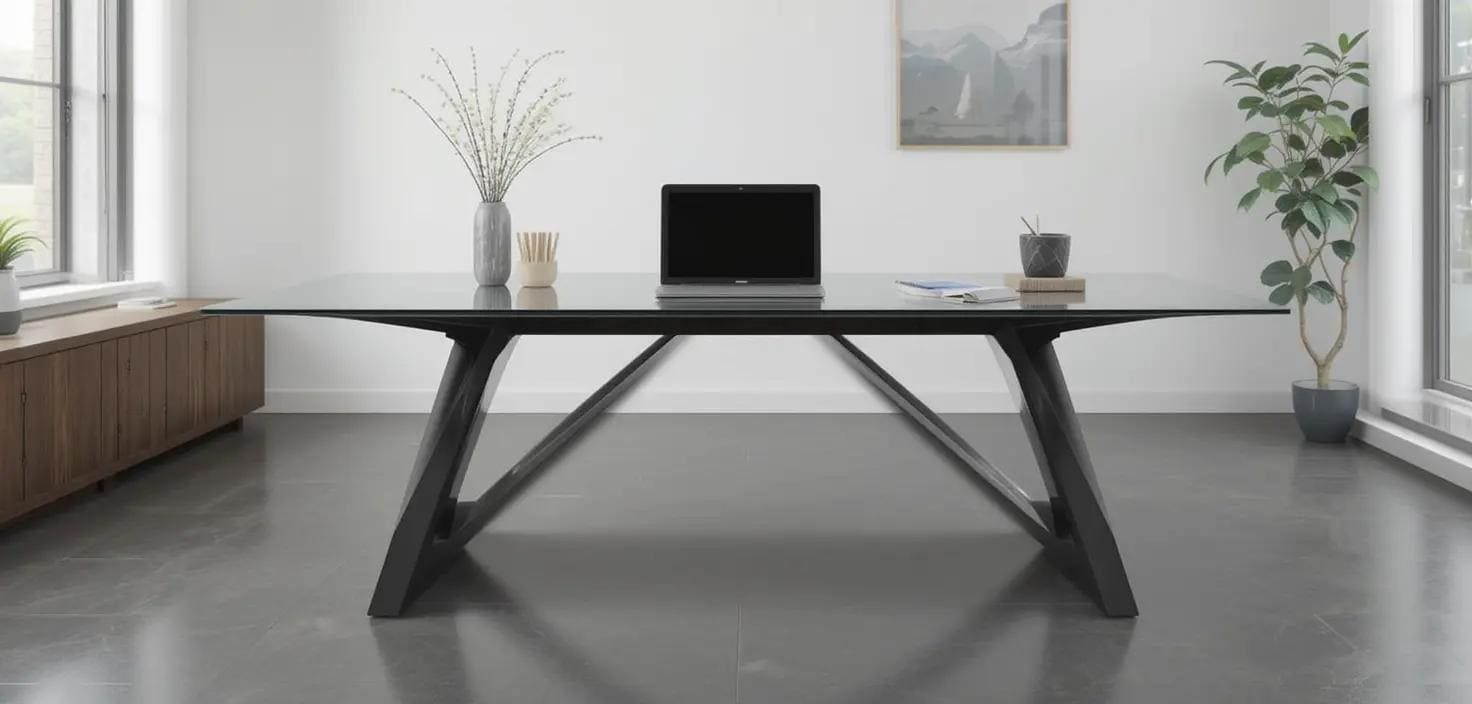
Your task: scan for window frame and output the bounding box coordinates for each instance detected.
[0,0,128,289]
[0,0,70,286]
[1428,0,1472,399]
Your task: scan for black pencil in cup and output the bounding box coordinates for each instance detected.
[516,231,559,287]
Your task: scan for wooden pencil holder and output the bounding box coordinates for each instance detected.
[516,231,560,287]
[520,261,558,287]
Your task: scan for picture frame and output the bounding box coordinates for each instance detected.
[896,0,1071,150]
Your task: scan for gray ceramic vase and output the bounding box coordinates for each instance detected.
[1291,380,1360,443]
[1020,233,1071,278]
[474,201,512,287]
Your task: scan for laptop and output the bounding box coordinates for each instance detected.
[655,184,825,299]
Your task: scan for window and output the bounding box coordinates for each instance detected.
[1433,0,1472,395]
[0,0,125,287]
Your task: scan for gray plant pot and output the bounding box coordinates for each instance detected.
[0,268,19,336]
[1020,233,1071,278]
[1291,380,1360,443]
[474,201,512,287]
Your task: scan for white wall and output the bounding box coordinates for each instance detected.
[133,0,189,296]
[186,0,1371,414]
[1366,0,1424,411]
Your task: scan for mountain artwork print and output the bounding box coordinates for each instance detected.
[898,0,1069,148]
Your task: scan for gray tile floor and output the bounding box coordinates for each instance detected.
[0,413,1468,703]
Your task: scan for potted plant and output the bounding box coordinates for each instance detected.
[1205,31,1376,443]
[395,49,599,287]
[0,216,42,336]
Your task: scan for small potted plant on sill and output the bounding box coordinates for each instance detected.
[395,49,600,287]
[1204,31,1376,443]
[0,216,43,336]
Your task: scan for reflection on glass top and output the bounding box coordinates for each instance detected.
[204,273,1285,318]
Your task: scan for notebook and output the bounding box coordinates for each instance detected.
[894,280,1019,304]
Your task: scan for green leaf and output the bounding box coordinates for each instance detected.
[1320,139,1347,159]
[1347,72,1369,86]
[1317,114,1355,139]
[1206,59,1252,75]
[1311,182,1340,203]
[1259,65,1301,91]
[1204,152,1227,183]
[1291,95,1327,113]
[1331,200,1357,225]
[1282,161,1307,179]
[1261,260,1295,286]
[1238,187,1263,211]
[1338,33,1352,53]
[1224,150,1245,176]
[1287,134,1308,151]
[1238,96,1264,110]
[1269,284,1296,305]
[1332,170,1363,187]
[1316,200,1338,234]
[1342,30,1369,54]
[1351,106,1370,139]
[1257,171,1284,192]
[1302,158,1326,179]
[1298,202,1326,233]
[1235,132,1272,156]
[1331,239,1356,262]
[1260,102,1281,118]
[1304,42,1340,61]
[1292,265,1313,291]
[1328,99,1350,111]
[1275,193,1301,214]
[1283,209,1306,234]
[1252,60,1267,75]
[1348,165,1380,189]
[1307,280,1337,304]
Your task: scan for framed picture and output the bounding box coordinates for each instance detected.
[897,0,1070,149]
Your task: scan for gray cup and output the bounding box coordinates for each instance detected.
[1020,233,1071,278]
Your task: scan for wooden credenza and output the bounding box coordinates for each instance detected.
[0,300,264,526]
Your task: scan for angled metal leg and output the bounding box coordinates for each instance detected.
[832,333,1137,618]
[369,333,677,617]
[994,327,1138,617]
[830,336,1054,544]
[443,335,679,551]
[369,329,518,617]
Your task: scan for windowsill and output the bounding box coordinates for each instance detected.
[18,280,163,319]
[1358,391,1472,496]
[1382,390,1472,455]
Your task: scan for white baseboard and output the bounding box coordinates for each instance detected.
[1355,413,1472,495]
[262,388,1291,414]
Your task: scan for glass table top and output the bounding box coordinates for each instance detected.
[204,273,1285,319]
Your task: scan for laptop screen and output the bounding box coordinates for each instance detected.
[662,185,820,284]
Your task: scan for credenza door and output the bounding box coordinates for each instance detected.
[21,344,106,501]
[118,332,156,459]
[0,363,22,514]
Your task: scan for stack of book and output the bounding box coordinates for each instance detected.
[1003,274,1086,293]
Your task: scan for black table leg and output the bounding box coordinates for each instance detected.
[994,328,1138,617]
[368,329,517,617]
[368,333,677,617]
[835,333,1138,618]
